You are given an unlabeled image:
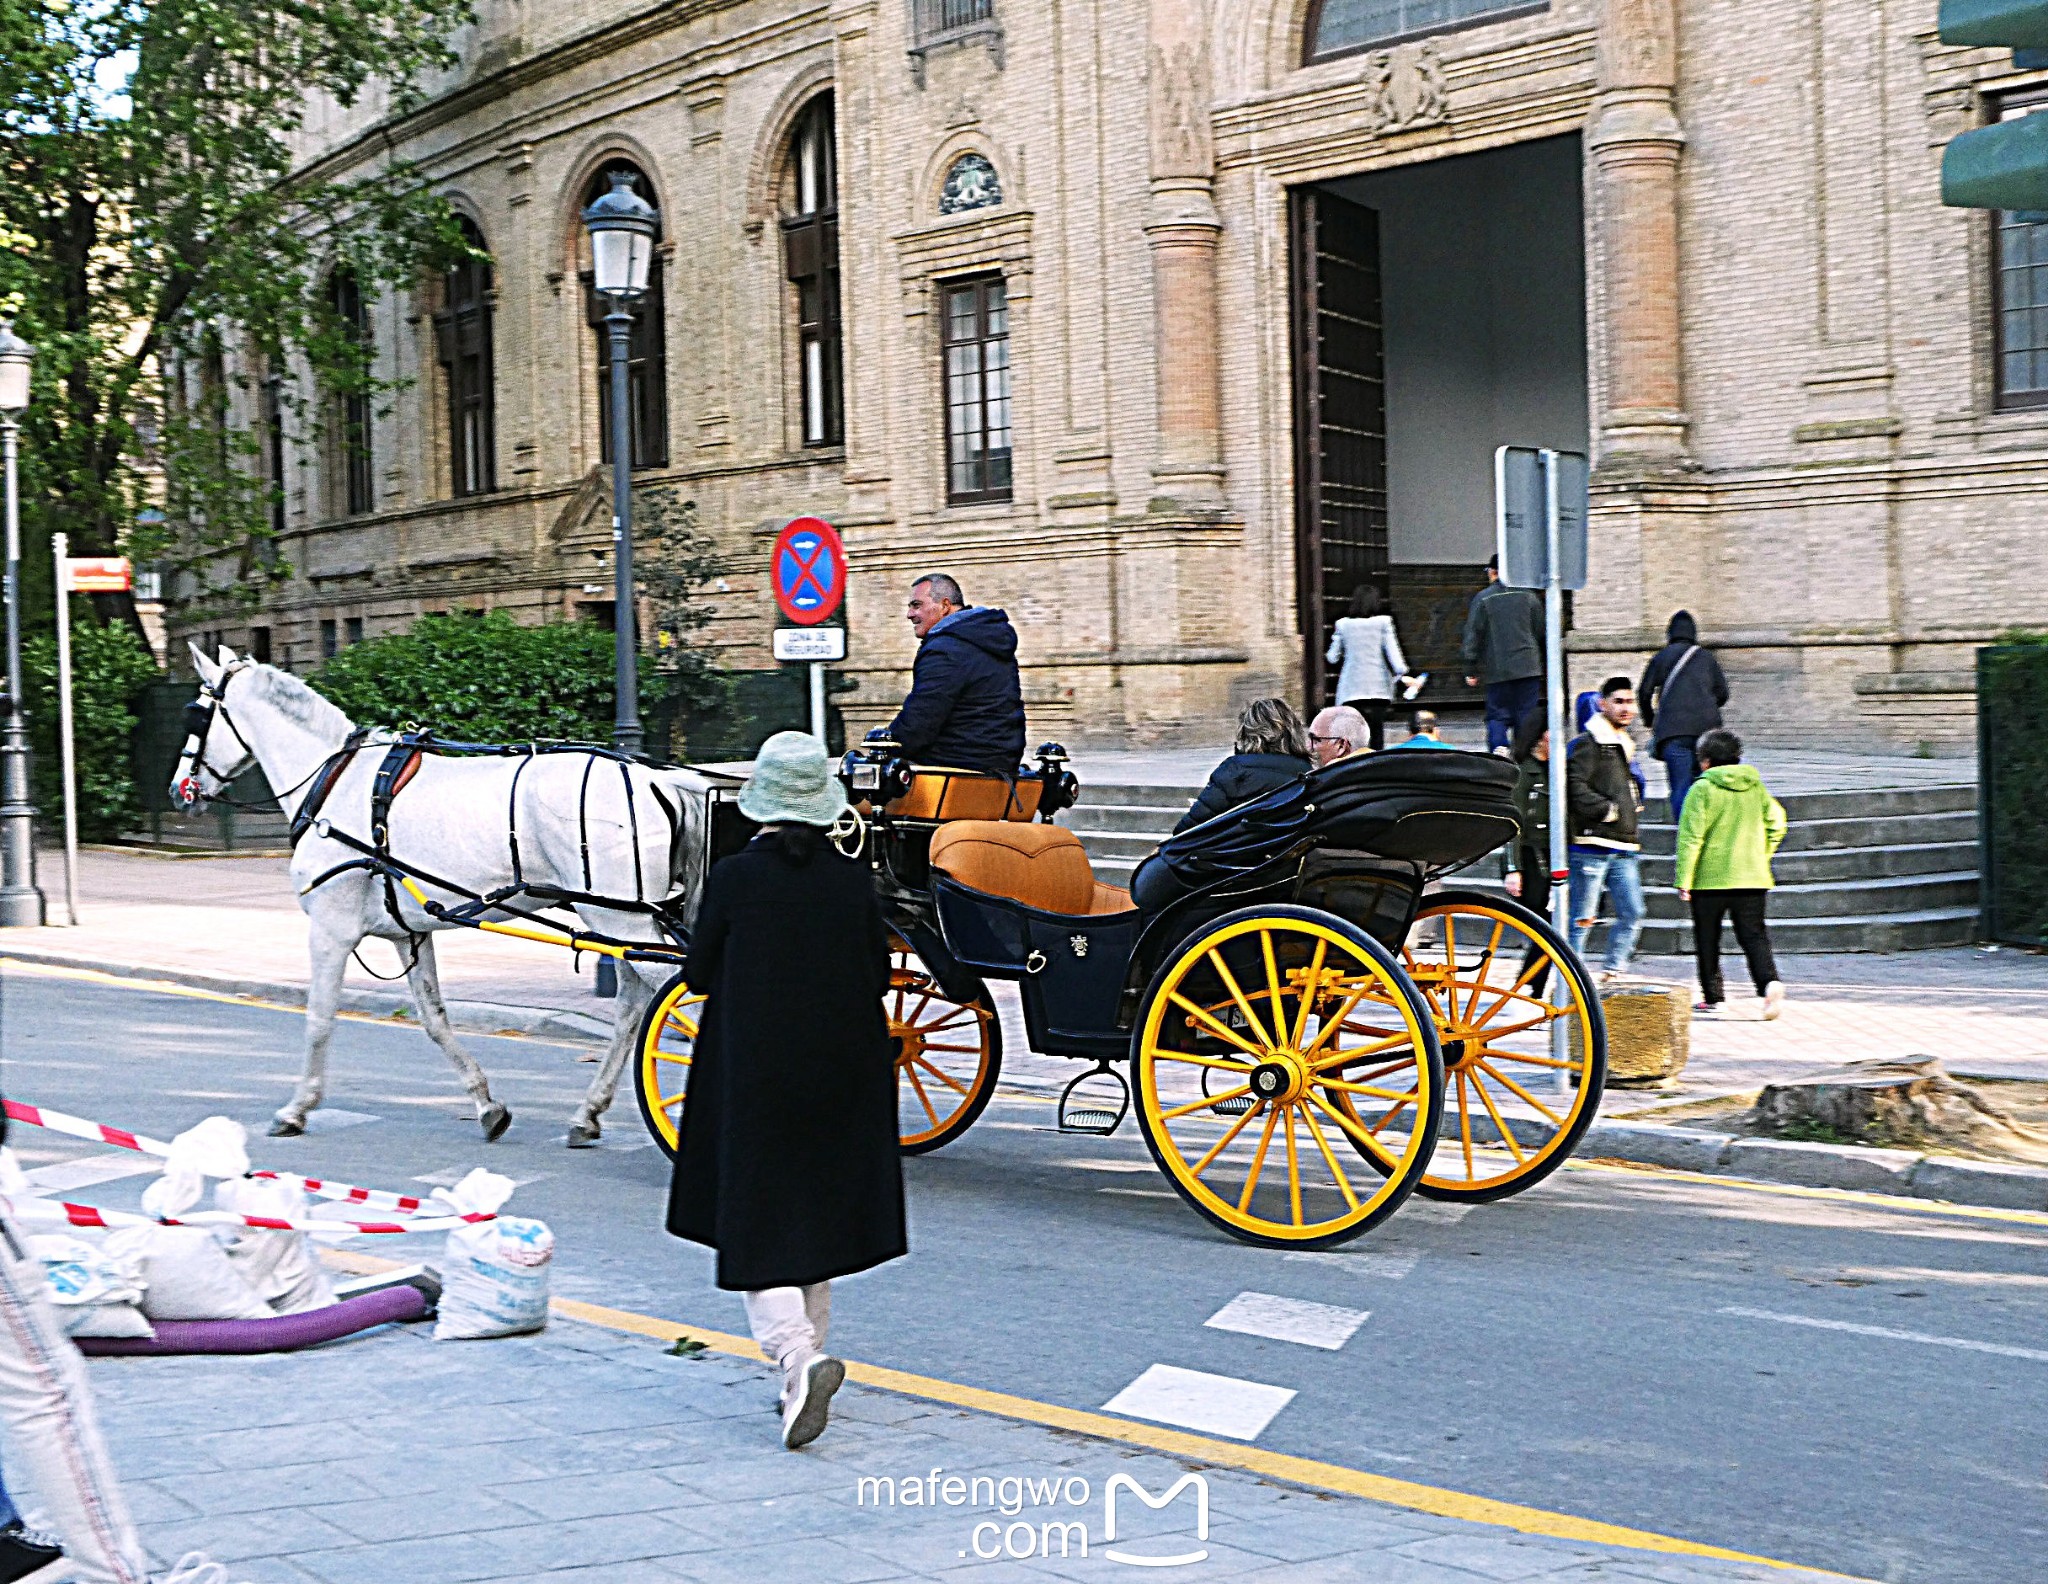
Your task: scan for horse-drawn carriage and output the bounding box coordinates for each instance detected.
[167,648,1604,1248]
[634,740,1607,1249]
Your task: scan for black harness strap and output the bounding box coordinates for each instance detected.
[618,759,644,904]
[577,753,598,893]
[288,729,370,846]
[506,750,534,888]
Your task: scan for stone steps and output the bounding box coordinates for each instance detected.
[1060,776,1981,952]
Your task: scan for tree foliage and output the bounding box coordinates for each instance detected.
[21,617,162,840]
[0,0,479,621]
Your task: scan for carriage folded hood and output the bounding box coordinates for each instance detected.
[1152,749,1518,889]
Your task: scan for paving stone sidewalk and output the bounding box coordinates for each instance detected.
[83,1314,1849,1584]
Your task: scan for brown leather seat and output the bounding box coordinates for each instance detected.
[888,769,1042,822]
[928,822,1133,917]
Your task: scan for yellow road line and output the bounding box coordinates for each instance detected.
[1566,1156,2048,1230]
[320,1249,1852,1577]
[0,955,585,1048]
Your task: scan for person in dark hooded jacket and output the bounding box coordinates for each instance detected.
[1172,698,1314,834]
[1636,610,1729,822]
[885,573,1026,773]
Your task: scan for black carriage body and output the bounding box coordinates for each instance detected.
[921,750,1519,1061]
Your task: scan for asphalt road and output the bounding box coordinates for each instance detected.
[3,965,2043,1584]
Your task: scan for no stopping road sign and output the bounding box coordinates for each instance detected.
[771,517,846,626]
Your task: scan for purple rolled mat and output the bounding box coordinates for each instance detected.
[75,1283,429,1357]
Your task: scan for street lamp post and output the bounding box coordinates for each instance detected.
[0,321,44,927]
[581,172,659,756]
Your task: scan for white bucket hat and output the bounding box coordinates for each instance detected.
[738,731,850,828]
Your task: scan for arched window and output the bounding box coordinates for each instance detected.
[434,218,496,496]
[327,268,374,515]
[1305,0,1545,61]
[582,162,668,469]
[783,93,843,448]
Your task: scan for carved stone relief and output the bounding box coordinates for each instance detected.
[1151,41,1215,178]
[1361,41,1449,133]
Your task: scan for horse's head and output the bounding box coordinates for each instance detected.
[170,644,258,811]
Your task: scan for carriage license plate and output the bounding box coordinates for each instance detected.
[851,763,882,791]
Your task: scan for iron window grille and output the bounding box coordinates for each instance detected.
[1994,91,2048,413]
[783,95,844,448]
[328,270,374,515]
[1305,0,1546,60]
[941,275,1013,505]
[908,0,1001,85]
[434,218,496,497]
[582,163,670,469]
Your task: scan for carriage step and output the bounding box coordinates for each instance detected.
[1058,1062,1131,1136]
[1210,1094,1256,1117]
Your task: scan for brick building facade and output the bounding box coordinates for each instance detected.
[175,0,2048,751]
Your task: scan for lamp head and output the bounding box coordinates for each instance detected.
[582,172,658,299]
[0,320,32,416]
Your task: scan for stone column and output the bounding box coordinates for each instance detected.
[1589,0,1689,467]
[1146,0,1225,510]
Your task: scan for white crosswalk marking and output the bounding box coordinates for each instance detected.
[1281,1250,1420,1279]
[1102,1364,1296,1441]
[302,1108,381,1132]
[1721,1306,2048,1363]
[1204,1291,1369,1350]
[22,1154,162,1193]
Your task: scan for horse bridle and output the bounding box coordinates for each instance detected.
[173,664,249,809]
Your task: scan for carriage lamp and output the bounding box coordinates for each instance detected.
[0,319,43,926]
[581,176,660,755]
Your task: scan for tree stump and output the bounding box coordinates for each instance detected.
[1754,1058,2048,1157]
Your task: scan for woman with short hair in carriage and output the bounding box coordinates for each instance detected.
[664,733,905,1451]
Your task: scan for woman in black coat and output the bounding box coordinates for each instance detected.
[1636,610,1730,823]
[666,731,902,1450]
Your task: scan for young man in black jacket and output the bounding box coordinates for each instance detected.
[1636,610,1729,823]
[1566,676,1647,981]
[885,574,1027,774]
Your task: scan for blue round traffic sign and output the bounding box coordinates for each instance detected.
[771,517,846,627]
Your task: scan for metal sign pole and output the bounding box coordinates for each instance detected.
[809,661,826,744]
[1541,451,1570,1074]
[53,534,78,926]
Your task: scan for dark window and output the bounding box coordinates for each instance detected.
[941,276,1012,504]
[319,620,338,660]
[329,270,375,514]
[583,163,669,469]
[1305,0,1545,59]
[1995,95,2048,412]
[262,373,287,539]
[435,217,496,496]
[912,0,995,44]
[783,95,844,448]
[249,626,272,665]
[345,616,364,646]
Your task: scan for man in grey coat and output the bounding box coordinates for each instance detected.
[1462,556,1546,753]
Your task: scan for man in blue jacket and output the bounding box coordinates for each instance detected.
[885,573,1026,773]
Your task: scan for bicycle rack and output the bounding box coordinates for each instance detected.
[1057,1060,1131,1135]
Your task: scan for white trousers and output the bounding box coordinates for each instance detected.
[742,1282,831,1373]
[0,1208,150,1584]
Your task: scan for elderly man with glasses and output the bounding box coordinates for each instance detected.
[1307,705,1370,768]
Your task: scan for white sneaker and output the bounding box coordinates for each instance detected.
[1762,981,1786,1021]
[159,1555,249,1584]
[781,1352,845,1450]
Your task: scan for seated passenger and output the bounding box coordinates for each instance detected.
[884,573,1026,774]
[1392,709,1457,750]
[1172,698,1314,835]
[1307,705,1370,768]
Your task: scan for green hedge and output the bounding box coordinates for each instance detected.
[22,620,164,842]
[1981,640,2048,946]
[310,612,688,743]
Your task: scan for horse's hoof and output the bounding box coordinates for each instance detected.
[479,1104,511,1143]
[268,1118,305,1138]
[565,1123,601,1149]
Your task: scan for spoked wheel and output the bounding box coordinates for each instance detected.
[891,950,1002,1155]
[635,971,705,1158]
[1393,889,1605,1201]
[632,957,1002,1161]
[1132,906,1444,1249]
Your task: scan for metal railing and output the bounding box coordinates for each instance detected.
[912,0,994,42]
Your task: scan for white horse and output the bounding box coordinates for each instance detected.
[170,645,706,1146]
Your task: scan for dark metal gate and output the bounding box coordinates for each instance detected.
[1979,643,2046,946]
[1290,187,1389,709]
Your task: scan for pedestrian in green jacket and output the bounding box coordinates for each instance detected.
[1674,729,1788,1019]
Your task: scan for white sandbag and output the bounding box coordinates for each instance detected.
[213,1178,336,1315]
[140,1117,251,1220]
[106,1226,271,1323]
[429,1170,552,1341]
[32,1235,154,1337]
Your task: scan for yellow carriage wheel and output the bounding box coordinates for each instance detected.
[890,951,1003,1154]
[1390,890,1605,1201]
[1132,906,1444,1249]
[634,972,705,1159]
[633,955,1002,1160]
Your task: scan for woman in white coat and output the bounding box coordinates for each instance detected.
[1325,584,1415,751]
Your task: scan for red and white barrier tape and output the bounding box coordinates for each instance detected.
[0,1195,492,1236]
[3,1100,429,1214]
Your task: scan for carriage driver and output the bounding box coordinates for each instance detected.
[882,573,1026,774]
